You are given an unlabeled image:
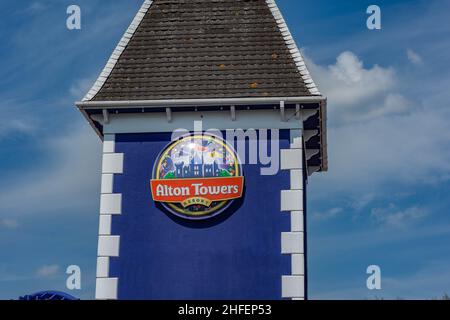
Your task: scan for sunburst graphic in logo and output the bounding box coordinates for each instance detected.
[151,134,244,220]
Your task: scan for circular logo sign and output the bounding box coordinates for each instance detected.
[150,134,244,220]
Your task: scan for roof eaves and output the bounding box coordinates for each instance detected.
[82,0,155,102]
[265,0,321,96]
[76,96,326,109]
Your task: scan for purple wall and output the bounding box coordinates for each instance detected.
[110,131,292,299]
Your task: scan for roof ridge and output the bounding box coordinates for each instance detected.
[264,0,321,95]
[82,0,155,101]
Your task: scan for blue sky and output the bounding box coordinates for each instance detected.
[0,0,449,300]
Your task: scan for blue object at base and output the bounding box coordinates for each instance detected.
[19,291,79,300]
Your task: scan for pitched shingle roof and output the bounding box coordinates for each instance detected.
[83,0,321,101]
[78,0,327,173]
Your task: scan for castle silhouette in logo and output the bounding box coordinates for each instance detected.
[174,154,221,178]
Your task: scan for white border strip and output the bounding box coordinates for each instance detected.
[280,133,306,300]
[265,0,321,95]
[95,134,123,300]
[83,0,154,101]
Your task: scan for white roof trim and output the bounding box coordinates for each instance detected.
[265,0,322,95]
[76,96,326,109]
[82,0,154,102]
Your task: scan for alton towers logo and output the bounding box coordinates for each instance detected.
[150,134,244,220]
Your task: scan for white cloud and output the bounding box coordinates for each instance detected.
[0,119,35,138]
[310,107,450,199]
[350,193,376,211]
[0,100,38,139]
[311,221,450,258]
[371,205,428,227]
[306,51,416,125]
[0,219,19,229]
[70,77,96,100]
[27,2,47,13]
[347,93,411,122]
[306,50,450,201]
[0,267,27,282]
[381,261,450,299]
[36,265,60,278]
[312,260,450,300]
[312,207,343,221]
[407,49,423,65]
[0,123,101,217]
